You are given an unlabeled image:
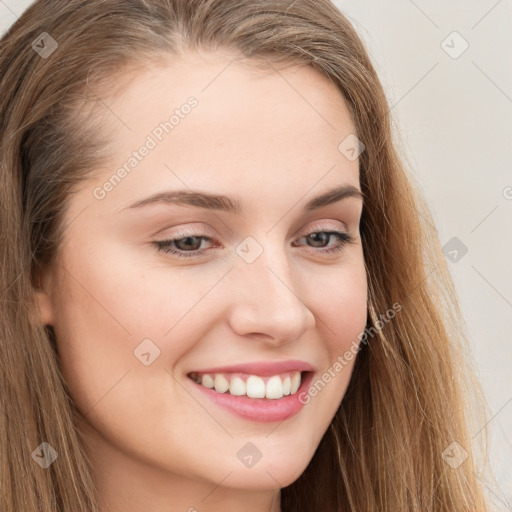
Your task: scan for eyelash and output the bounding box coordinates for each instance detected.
[154,228,355,259]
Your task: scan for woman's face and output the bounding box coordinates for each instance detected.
[36,51,367,500]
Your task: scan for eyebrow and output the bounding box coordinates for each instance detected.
[120,184,363,214]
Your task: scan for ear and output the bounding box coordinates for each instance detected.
[32,268,55,327]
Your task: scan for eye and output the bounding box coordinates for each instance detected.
[292,229,355,255]
[154,231,218,258]
[154,228,355,259]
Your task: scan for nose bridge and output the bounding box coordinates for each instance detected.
[228,236,315,342]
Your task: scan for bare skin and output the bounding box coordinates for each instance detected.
[35,50,367,512]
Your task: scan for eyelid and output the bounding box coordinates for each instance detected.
[304,220,348,233]
[156,224,213,239]
[156,220,348,243]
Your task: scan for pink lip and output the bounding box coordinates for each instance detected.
[187,370,315,423]
[188,359,315,376]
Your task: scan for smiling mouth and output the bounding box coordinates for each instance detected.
[187,371,307,400]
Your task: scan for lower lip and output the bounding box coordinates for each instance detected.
[188,372,314,423]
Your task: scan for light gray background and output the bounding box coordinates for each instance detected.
[333,2,512,509]
[1,0,511,509]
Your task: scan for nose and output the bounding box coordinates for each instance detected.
[227,247,316,346]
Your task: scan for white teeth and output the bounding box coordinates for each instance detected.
[214,374,229,393]
[282,376,291,396]
[195,371,304,399]
[229,376,246,396]
[290,371,301,394]
[265,376,283,399]
[202,374,214,388]
[246,375,266,398]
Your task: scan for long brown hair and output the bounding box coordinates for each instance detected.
[0,1,491,510]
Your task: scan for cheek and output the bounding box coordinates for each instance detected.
[49,251,224,474]
[298,255,367,416]
[53,239,215,347]
[312,255,368,355]
[50,244,231,417]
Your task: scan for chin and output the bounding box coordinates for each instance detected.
[217,453,313,490]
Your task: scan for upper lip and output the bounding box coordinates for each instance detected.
[188,359,315,376]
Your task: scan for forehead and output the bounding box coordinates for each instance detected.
[85,51,360,215]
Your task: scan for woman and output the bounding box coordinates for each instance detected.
[0,1,491,510]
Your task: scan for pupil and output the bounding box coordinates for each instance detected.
[177,236,201,250]
[309,232,328,247]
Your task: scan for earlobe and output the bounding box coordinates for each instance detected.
[32,272,55,327]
